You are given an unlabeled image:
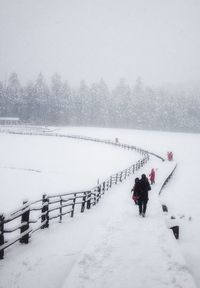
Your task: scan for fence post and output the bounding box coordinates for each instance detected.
[87,191,91,209]
[106,180,109,190]
[59,196,62,223]
[132,165,135,174]
[97,185,101,202]
[71,194,76,217]
[20,200,30,244]
[110,177,112,188]
[41,194,49,229]
[0,214,5,259]
[102,182,105,194]
[81,192,86,213]
[125,169,127,179]
[120,171,123,182]
[93,188,97,205]
[115,173,118,184]
[170,226,179,239]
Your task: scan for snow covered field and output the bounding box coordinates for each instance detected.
[0,131,140,212]
[0,126,200,288]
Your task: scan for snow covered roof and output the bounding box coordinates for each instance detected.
[0,117,20,121]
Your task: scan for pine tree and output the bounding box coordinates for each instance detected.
[33,73,50,124]
[50,73,64,124]
[62,80,72,125]
[78,80,90,126]
[97,79,110,126]
[111,78,132,128]
[0,81,6,116]
[6,72,22,117]
[23,82,36,123]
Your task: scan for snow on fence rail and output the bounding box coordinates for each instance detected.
[0,130,152,259]
[159,164,177,195]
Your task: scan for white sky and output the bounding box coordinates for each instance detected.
[0,0,200,87]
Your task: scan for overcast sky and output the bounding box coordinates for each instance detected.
[0,0,200,87]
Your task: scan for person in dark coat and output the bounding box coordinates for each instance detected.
[138,174,151,217]
[131,177,141,205]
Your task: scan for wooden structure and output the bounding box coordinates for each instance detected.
[0,117,20,125]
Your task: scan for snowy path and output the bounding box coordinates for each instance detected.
[0,160,197,288]
[62,161,196,288]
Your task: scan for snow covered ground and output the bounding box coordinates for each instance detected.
[0,131,140,212]
[0,126,200,288]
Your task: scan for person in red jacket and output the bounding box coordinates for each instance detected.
[149,168,155,185]
[167,151,173,161]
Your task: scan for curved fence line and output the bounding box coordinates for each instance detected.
[0,129,163,260]
[159,164,177,195]
[0,128,165,161]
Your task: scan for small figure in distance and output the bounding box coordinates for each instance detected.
[138,174,151,217]
[149,168,155,185]
[167,151,173,161]
[115,137,119,144]
[131,177,140,205]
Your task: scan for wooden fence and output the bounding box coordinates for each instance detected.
[0,131,151,259]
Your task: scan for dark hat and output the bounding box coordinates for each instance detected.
[135,177,140,183]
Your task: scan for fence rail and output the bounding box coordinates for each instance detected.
[0,130,153,259]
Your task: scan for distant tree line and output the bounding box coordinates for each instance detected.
[0,72,199,132]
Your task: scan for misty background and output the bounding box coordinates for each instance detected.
[0,0,200,132]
